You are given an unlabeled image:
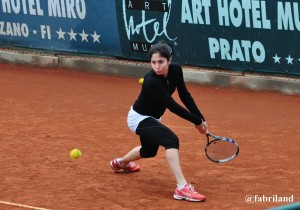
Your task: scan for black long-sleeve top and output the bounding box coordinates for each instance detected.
[133,64,205,125]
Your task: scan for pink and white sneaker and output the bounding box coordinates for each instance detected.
[174,184,206,202]
[110,158,140,173]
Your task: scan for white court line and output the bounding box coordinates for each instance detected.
[0,200,51,210]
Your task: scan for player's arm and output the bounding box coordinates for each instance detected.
[149,79,203,125]
[176,66,205,121]
[166,97,203,125]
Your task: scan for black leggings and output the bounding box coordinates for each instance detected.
[136,117,179,158]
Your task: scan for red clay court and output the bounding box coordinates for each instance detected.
[0,62,299,210]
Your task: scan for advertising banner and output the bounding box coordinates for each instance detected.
[115,0,300,76]
[0,0,122,56]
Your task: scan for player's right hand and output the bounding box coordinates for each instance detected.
[195,121,209,135]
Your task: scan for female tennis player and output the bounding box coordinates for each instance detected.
[110,41,208,202]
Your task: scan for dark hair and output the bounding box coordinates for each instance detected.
[148,40,172,61]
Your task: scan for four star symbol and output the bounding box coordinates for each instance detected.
[56,28,101,44]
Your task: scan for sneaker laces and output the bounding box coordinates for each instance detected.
[115,159,126,168]
[116,159,137,169]
[186,184,198,194]
[115,159,122,166]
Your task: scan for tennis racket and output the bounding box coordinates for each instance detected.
[205,133,239,163]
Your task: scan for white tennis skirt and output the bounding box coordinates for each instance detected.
[127,106,161,133]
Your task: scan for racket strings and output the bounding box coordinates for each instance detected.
[206,140,238,161]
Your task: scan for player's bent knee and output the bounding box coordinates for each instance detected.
[163,137,179,150]
[140,152,157,158]
[140,149,158,158]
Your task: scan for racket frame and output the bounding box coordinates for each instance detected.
[205,133,239,163]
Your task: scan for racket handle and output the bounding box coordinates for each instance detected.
[206,132,212,137]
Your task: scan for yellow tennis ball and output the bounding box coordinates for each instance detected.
[139,78,144,84]
[70,148,81,159]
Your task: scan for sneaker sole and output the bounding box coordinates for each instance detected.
[113,168,140,173]
[173,194,205,202]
